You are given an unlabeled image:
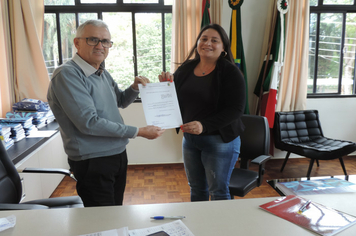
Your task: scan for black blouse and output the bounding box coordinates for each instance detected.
[174,58,246,143]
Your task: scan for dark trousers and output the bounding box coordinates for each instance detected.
[68,150,128,207]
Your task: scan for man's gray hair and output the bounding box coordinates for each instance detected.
[76,19,111,38]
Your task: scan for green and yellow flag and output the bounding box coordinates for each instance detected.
[229,0,249,114]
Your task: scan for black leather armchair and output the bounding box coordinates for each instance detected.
[229,115,271,198]
[274,110,356,178]
[0,141,83,210]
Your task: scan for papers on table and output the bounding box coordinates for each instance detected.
[0,215,16,232]
[139,82,183,129]
[129,220,194,236]
[79,227,129,236]
[79,220,194,236]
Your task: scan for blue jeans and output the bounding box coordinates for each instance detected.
[182,133,241,201]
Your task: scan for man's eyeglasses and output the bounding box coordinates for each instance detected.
[77,37,113,48]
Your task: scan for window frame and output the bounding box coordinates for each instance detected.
[309,0,356,98]
[44,0,172,78]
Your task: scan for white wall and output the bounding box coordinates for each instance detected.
[306,98,356,143]
[123,0,356,164]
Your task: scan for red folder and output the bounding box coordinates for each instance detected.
[259,195,356,236]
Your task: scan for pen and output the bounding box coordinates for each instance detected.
[150,216,186,220]
[298,200,312,213]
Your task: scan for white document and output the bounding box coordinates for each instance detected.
[139,82,183,129]
[0,215,16,232]
[128,220,195,236]
[79,227,129,236]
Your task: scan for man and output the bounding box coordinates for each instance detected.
[47,20,164,207]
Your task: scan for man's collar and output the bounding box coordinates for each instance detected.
[95,63,105,76]
[72,54,100,77]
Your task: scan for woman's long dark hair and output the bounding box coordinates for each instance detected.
[182,24,235,65]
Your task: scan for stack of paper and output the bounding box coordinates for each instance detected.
[0,126,14,150]
[0,123,25,142]
[80,220,194,236]
[6,111,48,129]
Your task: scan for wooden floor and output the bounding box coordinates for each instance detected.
[50,156,356,205]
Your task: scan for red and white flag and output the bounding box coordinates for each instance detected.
[264,62,282,128]
[264,7,286,128]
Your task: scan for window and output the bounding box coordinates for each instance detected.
[43,0,172,90]
[309,0,356,97]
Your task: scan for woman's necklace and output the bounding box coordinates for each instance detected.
[199,64,216,75]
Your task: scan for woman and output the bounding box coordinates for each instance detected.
[159,24,246,201]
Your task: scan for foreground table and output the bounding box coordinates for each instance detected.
[1,193,356,236]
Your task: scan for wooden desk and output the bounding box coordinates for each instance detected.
[1,194,356,236]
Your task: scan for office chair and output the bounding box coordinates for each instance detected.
[274,110,356,178]
[0,141,83,210]
[229,115,271,198]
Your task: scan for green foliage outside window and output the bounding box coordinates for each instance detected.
[43,0,172,91]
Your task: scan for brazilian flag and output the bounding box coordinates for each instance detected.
[229,0,249,114]
[201,0,211,29]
